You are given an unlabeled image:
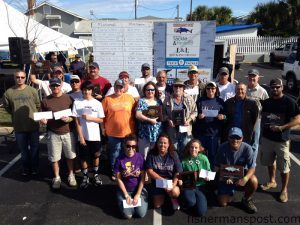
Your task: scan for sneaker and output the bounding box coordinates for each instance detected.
[279,191,288,203]
[93,174,103,186]
[241,197,257,214]
[80,175,89,189]
[52,177,61,189]
[68,174,77,187]
[171,198,180,211]
[260,182,277,191]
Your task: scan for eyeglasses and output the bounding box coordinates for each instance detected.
[50,84,61,88]
[16,76,26,79]
[71,80,80,84]
[146,88,155,92]
[229,135,242,140]
[271,86,282,89]
[126,144,137,149]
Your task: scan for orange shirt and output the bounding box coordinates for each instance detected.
[102,93,136,138]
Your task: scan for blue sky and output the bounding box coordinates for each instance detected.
[9,0,273,20]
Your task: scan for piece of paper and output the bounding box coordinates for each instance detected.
[199,169,216,180]
[82,108,92,115]
[134,78,145,85]
[33,111,53,121]
[53,109,72,120]
[184,88,199,96]
[156,179,173,189]
[179,125,188,133]
[202,109,219,117]
[122,197,141,208]
[157,86,165,91]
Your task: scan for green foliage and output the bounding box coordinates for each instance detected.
[187,5,234,25]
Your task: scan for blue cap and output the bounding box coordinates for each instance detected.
[49,77,62,86]
[141,63,150,69]
[228,127,243,138]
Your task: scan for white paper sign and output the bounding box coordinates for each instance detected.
[179,125,188,133]
[157,86,165,91]
[184,88,199,96]
[34,111,53,121]
[82,108,92,115]
[134,78,146,85]
[202,109,218,117]
[199,169,216,180]
[122,198,142,208]
[53,109,72,120]
[156,179,173,189]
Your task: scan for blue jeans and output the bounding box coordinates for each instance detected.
[116,188,148,218]
[251,119,261,163]
[108,136,124,172]
[171,132,192,160]
[182,186,207,216]
[198,136,220,170]
[15,131,39,172]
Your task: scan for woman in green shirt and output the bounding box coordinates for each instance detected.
[181,139,210,216]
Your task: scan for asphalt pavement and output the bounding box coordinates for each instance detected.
[0,63,300,225]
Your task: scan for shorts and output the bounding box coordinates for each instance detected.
[260,137,291,173]
[47,131,76,162]
[79,140,101,160]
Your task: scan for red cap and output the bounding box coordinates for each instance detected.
[119,71,129,79]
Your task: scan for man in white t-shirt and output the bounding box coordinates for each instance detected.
[216,67,236,101]
[106,71,140,101]
[135,63,156,96]
[72,80,105,189]
[30,66,72,97]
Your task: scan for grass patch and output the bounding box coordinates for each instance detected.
[0,107,12,127]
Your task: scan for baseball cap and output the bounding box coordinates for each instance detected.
[218,67,229,75]
[172,78,185,86]
[270,78,283,86]
[70,75,80,81]
[119,71,129,79]
[206,81,217,87]
[188,65,198,73]
[141,63,151,70]
[114,79,125,88]
[53,66,63,73]
[89,62,99,69]
[75,54,81,58]
[228,127,243,138]
[49,77,62,86]
[248,69,260,76]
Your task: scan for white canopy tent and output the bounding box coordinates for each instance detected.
[0,0,92,53]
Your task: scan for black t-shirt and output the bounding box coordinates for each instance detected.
[261,95,300,142]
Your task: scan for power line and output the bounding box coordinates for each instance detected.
[138,5,177,12]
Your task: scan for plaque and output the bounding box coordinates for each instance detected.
[261,112,285,130]
[172,109,185,126]
[30,60,50,75]
[93,84,102,97]
[179,171,197,190]
[142,105,162,121]
[219,164,244,183]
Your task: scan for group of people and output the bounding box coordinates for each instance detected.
[3,60,300,219]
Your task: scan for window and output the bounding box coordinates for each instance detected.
[49,19,62,28]
[43,5,51,15]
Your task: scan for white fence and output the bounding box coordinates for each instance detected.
[218,36,299,55]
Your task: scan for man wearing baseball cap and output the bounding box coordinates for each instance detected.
[105,71,139,101]
[215,127,258,214]
[260,78,300,203]
[68,75,83,101]
[135,63,156,96]
[216,67,236,101]
[183,65,205,102]
[70,54,86,78]
[82,62,112,101]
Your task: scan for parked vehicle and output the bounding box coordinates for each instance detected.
[282,53,300,91]
[270,42,297,65]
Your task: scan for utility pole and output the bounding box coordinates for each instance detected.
[189,0,193,21]
[27,0,35,16]
[135,0,137,20]
[177,4,179,19]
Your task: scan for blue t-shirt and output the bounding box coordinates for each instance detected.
[146,151,182,180]
[113,152,145,192]
[215,142,256,169]
[194,96,225,136]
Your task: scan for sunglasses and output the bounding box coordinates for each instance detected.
[142,68,150,71]
[50,84,61,88]
[16,76,26,79]
[173,85,184,88]
[146,88,155,92]
[71,80,80,84]
[126,144,137,149]
[229,135,242,140]
[271,86,282,89]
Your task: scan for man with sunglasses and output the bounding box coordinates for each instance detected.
[135,63,156,96]
[215,127,258,214]
[40,78,77,189]
[30,66,71,97]
[68,75,83,101]
[260,78,300,203]
[184,65,205,102]
[3,70,40,176]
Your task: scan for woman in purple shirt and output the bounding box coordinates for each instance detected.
[114,134,148,219]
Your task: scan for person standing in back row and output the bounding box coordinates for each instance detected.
[135,63,156,96]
